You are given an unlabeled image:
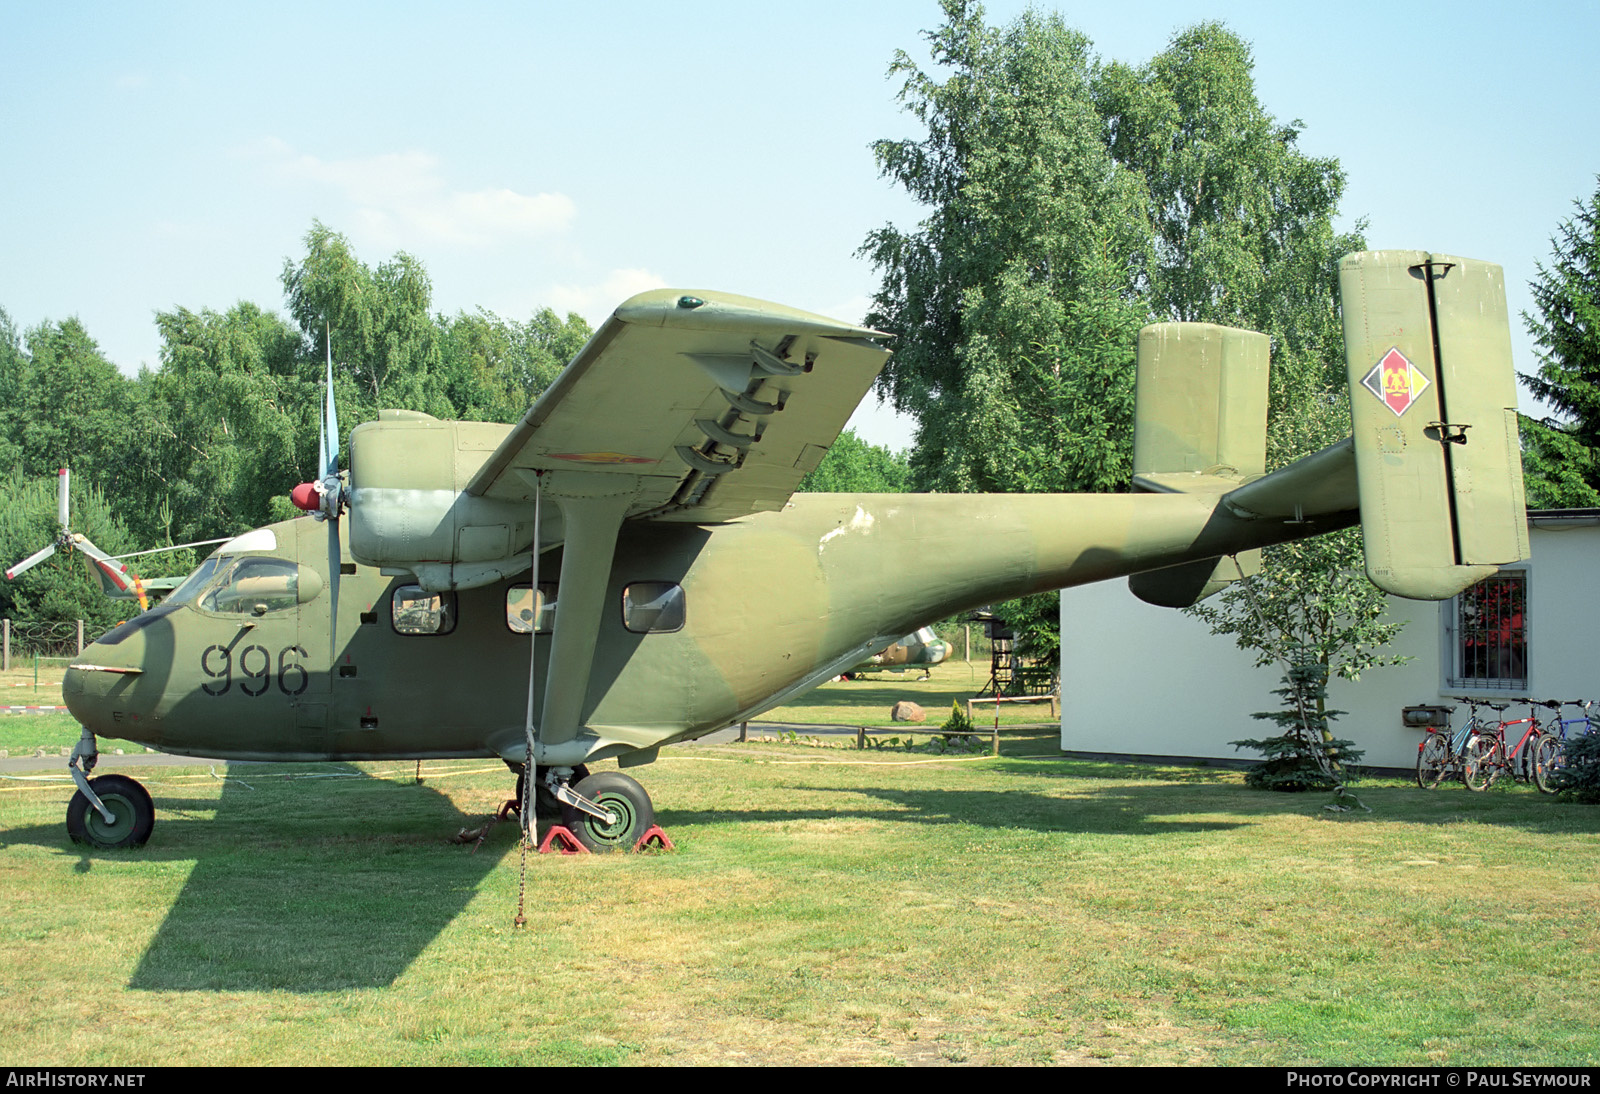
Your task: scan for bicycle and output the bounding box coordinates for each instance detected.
[1415,699,1480,789]
[1536,699,1598,794]
[1461,699,1551,792]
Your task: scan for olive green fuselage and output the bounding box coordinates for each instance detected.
[63,490,1343,765]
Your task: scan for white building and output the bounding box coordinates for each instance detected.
[1059,511,1598,771]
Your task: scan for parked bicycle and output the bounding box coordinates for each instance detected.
[1415,699,1479,789]
[1536,699,1598,793]
[1462,700,1555,793]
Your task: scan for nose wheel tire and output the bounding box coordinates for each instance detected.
[66,774,155,849]
[561,772,654,853]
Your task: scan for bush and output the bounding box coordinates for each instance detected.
[1553,731,1600,803]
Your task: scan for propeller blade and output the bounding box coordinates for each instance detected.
[6,544,57,581]
[327,516,341,664]
[323,329,339,480]
[57,468,69,530]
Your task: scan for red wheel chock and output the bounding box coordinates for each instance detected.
[633,825,675,852]
[537,826,590,854]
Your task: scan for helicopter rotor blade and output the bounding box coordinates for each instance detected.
[6,544,57,581]
[56,467,69,530]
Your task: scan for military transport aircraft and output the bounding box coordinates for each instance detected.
[57,250,1529,851]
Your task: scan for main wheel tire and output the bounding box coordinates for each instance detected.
[1416,734,1449,789]
[1461,738,1499,792]
[66,774,154,849]
[561,771,654,853]
[1531,735,1561,795]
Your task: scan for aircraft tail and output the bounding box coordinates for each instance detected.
[1126,323,1269,607]
[1332,250,1529,599]
[1125,250,1529,607]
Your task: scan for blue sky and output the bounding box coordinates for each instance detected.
[3,1,1596,449]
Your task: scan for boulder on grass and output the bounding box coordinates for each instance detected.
[891,701,926,723]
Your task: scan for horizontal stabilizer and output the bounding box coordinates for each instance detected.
[1129,551,1260,608]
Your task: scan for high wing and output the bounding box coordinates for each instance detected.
[465,289,890,521]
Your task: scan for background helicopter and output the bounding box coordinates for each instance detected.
[58,250,1529,851]
[6,467,224,612]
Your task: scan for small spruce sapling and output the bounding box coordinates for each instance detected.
[1231,662,1364,792]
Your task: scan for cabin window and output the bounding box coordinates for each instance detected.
[622,582,685,634]
[392,585,456,636]
[1444,569,1528,691]
[198,557,306,615]
[506,584,557,633]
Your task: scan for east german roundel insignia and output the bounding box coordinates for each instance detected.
[1361,347,1431,417]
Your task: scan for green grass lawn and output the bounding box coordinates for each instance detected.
[4,667,1595,1066]
[2,737,1595,1066]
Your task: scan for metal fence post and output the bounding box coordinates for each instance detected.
[3,618,8,672]
[77,619,84,656]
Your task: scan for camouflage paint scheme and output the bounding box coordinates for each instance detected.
[63,252,1528,782]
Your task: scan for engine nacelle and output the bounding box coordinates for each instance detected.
[347,411,550,590]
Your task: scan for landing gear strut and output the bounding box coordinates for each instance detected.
[65,728,154,849]
[507,762,592,818]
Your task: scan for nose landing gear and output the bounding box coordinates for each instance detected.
[65,728,154,849]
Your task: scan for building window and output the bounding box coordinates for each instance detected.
[1445,570,1528,691]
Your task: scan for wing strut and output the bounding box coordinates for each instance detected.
[536,488,632,748]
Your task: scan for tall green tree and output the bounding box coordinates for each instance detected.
[438,306,591,424]
[797,429,911,493]
[861,0,1151,496]
[864,4,1364,662]
[1520,176,1600,508]
[281,221,451,422]
[146,302,310,542]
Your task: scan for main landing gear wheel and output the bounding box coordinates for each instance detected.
[66,774,154,849]
[561,771,654,853]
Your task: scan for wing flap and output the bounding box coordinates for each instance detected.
[467,290,889,522]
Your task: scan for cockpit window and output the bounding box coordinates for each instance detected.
[163,555,225,607]
[198,557,307,615]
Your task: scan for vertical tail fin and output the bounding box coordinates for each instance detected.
[1340,251,1530,599]
[1127,323,1269,606]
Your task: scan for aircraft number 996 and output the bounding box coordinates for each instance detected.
[201,644,309,697]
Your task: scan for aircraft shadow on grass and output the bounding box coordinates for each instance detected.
[3,764,515,993]
[666,781,1251,837]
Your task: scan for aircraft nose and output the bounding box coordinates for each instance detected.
[64,625,150,736]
